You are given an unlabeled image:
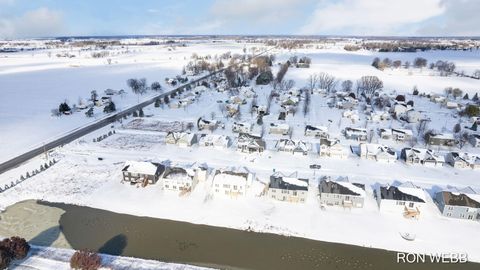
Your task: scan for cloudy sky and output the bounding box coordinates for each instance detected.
[0,0,479,38]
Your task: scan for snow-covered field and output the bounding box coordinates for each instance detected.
[0,41,252,163]
[1,39,480,266]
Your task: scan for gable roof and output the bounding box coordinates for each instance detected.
[379,182,426,203]
[269,172,308,191]
[319,177,365,197]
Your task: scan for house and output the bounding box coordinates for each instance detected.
[304,125,329,138]
[379,128,413,142]
[269,123,290,135]
[426,133,456,147]
[198,134,231,149]
[237,133,266,153]
[359,143,397,163]
[391,102,411,116]
[229,95,246,105]
[267,172,309,203]
[344,127,368,141]
[376,182,426,217]
[446,101,459,109]
[275,139,310,155]
[469,134,480,147]
[366,111,390,122]
[122,161,165,185]
[319,138,349,159]
[251,105,267,115]
[239,87,256,98]
[342,110,360,123]
[226,104,239,117]
[197,118,218,131]
[445,152,480,169]
[318,176,365,208]
[405,110,422,123]
[232,122,252,133]
[434,187,480,220]
[165,132,198,147]
[401,148,445,167]
[161,165,208,192]
[212,167,254,197]
[281,96,299,106]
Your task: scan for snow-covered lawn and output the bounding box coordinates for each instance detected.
[1,40,479,264]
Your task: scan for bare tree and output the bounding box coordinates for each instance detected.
[341,80,353,92]
[318,72,337,93]
[356,76,383,98]
[306,74,318,93]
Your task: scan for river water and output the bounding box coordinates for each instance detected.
[0,200,477,270]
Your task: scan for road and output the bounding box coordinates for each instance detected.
[0,70,222,175]
[0,46,275,175]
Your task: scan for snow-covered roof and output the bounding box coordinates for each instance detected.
[122,161,159,175]
[397,182,426,202]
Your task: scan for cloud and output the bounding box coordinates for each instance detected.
[300,0,445,35]
[417,0,480,36]
[210,0,308,30]
[0,8,65,38]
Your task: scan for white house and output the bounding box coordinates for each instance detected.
[198,134,231,149]
[212,167,254,198]
[165,132,198,147]
[275,139,310,155]
[197,118,219,131]
[319,138,349,159]
[318,176,365,208]
[269,123,290,135]
[401,148,445,167]
[359,143,397,163]
[232,122,252,133]
[304,125,329,138]
[344,127,368,141]
[267,172,309,203]
[445,152,480,169]
[376,182,426,217]
[161,165,208,192]
[379,128,413,142]
[236,133,266,153]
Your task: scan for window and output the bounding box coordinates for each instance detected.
[165,185,169,188]
[293,191,297,196]
[223,184,230,188]
[233,185,237,190]
[409,202,414,208]
[271,189,276,193]
[345,196,350,201]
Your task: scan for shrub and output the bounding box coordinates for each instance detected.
[256,70,273,85]
[464,105,480,117]
[0,246,12,270]
[70,250,101,270]
[0,237,30,260]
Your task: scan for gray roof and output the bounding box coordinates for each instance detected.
[319,179,365,196]
[379,186,425,203]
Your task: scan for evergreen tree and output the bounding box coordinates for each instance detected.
[132,111,138,117]
[164,96,170,104]
[85,107,94,117]
[473,93,479,102]
[154,98,161,107]
[463,93,469,100]
[103,102,116,113]
[139,109,144,117]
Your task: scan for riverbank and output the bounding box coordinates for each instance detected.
[1,200,478,270]
[10,245,211,270]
